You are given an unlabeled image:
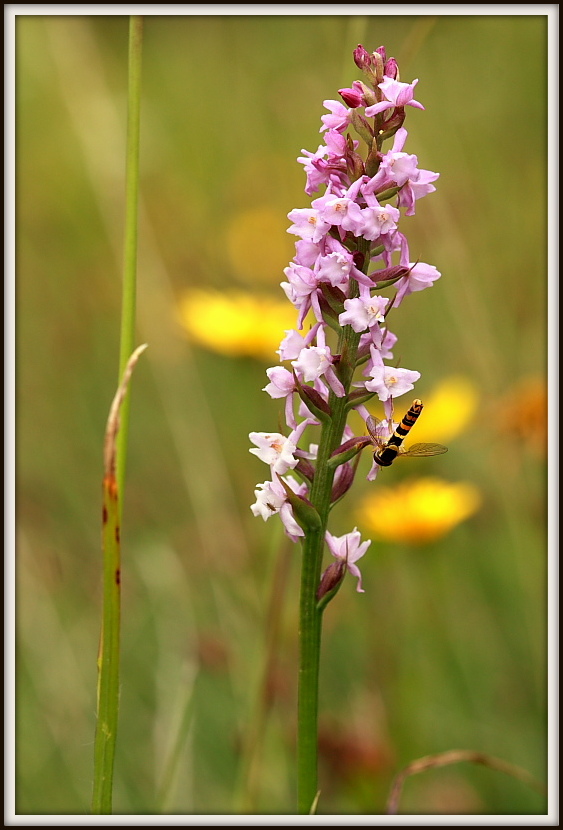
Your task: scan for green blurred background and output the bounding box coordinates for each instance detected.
[15,12,549,816]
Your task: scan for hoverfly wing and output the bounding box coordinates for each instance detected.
[365,415,383,443]
[400,442,449,458]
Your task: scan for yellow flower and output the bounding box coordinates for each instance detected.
[357,477,481,545]
[226,206,294,286]
[391,376,479,444]
[177,288,297,360]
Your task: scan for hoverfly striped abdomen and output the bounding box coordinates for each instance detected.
[372,399,424,465]
[366,399,447,469]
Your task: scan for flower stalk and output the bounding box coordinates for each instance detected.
[249,43,442,813]
[296,321,366,812]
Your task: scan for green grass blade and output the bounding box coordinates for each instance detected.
[92,344,147,814]
[116,14,144,506]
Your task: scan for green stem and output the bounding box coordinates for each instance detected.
[296,241,369,814]
[116,15,143,504]
[91,16,143,815]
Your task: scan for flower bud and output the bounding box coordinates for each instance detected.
[338,85,363,109]
[340,80,374,109]
[330,462,356,504]
[353,44,384,87]
[375,46,387,63]
[316,560,345,604]
[372,51,385,86]
[294,456,316,483]
[353,44,372,72]
[384,57,398,80]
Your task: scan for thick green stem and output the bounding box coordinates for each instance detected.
[297,241,369,814]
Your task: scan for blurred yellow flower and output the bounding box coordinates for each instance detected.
[357,477,481,545]
[177,288,296,360]
[390,375,479,444]
[358,375,478,450]
[226,206,294,286]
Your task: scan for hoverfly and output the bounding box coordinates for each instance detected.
[366,399,448,468]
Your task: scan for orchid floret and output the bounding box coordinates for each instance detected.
[325,528,371,593]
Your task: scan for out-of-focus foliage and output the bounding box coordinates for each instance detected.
[16,13,548,816]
